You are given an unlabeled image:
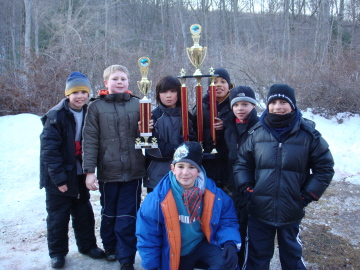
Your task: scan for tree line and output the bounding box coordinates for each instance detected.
[0,0,359,116]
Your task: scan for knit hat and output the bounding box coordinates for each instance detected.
[230,86,257,107]
[214,68,231,87]
[172,142,203,172]
[65,71,91,96]
[267,84,296,110]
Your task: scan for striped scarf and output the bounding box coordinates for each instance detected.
[182,186,203,224]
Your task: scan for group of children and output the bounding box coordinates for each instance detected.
[40,65,334,270]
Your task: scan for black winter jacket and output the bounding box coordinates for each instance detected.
[224,108,259,186]
[40,98,86,197]
[234,112,334,226]
[144,105,195,189]
[192,93,232,185]
[82,93,146,182]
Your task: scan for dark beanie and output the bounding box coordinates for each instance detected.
[65,71,91,96]
[214,68,231,87]
[267,84,296,110]
[230,86,257,107]
[172,142,203,172]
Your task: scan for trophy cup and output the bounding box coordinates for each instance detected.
[186,24,207,76]
[135,57,158,149]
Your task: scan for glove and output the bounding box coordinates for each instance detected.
[222,242,238,269]
[244,186,254,201]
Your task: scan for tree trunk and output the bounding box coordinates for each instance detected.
[23,0,31,70]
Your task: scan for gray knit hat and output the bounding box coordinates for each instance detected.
[230,86,257,107]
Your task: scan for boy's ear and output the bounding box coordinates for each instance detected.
[103,80,108,88]
[170,164,175,172]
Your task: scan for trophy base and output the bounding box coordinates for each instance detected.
[135,143,158,149]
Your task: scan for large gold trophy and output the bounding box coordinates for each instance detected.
[135,57,158,149]
[178,24,218,145]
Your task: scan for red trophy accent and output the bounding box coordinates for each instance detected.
[209,84,217,145]
[181,85,189,141]
[139,101,151,134]
[195,80,203,143]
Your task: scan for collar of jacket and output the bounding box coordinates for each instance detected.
[159,103,181,116]
[104,93,131,102]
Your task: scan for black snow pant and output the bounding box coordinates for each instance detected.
[243,215,307,270]
[45,175,97,258]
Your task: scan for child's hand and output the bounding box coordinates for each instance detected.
[58,184,68,193]
[138,120,154,132]
[86,173,99,191]
[214,117,224,130]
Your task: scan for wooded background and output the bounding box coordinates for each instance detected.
[0,0,359,117]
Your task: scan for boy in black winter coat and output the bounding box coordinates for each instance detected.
[144,75,195,193]
[224,86,259,268]
[234,84,334,270]
[40,72,104,269]
[193,68,234,190]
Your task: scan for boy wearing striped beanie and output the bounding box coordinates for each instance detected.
[40,71,104,269]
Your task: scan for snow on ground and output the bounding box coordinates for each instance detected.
[0,111,359,269]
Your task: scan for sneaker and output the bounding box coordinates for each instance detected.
[105,249,117,261]
[84,247,105,259]
[51,256,65,269]
[120,263,134,270]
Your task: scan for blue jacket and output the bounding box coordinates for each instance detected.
[136,171,241,270]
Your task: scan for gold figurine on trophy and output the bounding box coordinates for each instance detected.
[135,57,158,149]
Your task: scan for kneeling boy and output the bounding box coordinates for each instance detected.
[136,141,241,270]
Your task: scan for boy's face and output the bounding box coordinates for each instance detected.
[171,162,199,189]
[159,89,178,108]
[232,101,255,123]
[67,91,89,110]
[268,99,292,114]
[214,76,230,101]
[104,70,129,94]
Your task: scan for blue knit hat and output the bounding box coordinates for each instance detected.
[65,71,91,96]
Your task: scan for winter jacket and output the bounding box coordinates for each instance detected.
[136,171,241,270]
[40,98,86,197]
[144,104,195,189]
[82,93,146,182]
[224,108,259,187]
[192,93,233,185]
[233,112,334,226]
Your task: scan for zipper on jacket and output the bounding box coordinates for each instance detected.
[274,142,282,225]
[77,193,80,199]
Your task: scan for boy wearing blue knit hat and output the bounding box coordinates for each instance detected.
[40,71,104,269]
